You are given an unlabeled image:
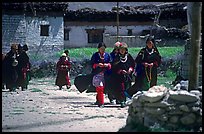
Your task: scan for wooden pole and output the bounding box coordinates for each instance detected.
[116,2,119,41]
[188,2,202,90]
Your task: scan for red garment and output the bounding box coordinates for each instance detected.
[55,57,71,87]
[96,86,104,105]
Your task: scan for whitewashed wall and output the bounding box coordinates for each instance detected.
[25,16,64,54]
[64,25,151,48]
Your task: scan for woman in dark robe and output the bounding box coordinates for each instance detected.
[2,53,6,89]
[106,41,120,104]
[135,36,161,91]
[16,44,30,90]
[111,42,135,108]
[4,43,19,91]
[55,53,71,90]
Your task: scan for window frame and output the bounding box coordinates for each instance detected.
[40,25,50,36]
[86,29,104,43]
[64,28,70,41]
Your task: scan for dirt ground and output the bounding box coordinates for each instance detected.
[2,77,129,132]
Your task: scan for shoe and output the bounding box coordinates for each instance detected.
[120,101,126,108]
[110,100,116,105]
[93,101,99,105]
[98,104,104,108]
[59,86,62,90]
[66,85,71,89]
[116,100,120,104]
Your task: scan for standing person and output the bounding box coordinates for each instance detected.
[64,49,71,84]
[106,41,120,104]
[23,44,31,88]
[135,36,161,91]
[4,43,19,91]
[2,53,6,89]
[91,42,111,108]
[111,42,135,108]
[55,53,71,90]
[16,44,30,90]
[64,49,70,61]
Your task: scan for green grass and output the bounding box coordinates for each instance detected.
[30,88,42,92]
[57,46,184,60]
[29,46,184,61]
[157,69,176,88]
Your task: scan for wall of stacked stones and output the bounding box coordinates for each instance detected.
[126,85,202,131]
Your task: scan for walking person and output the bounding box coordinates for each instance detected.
[22,44,31,89]
[106,41,121,104]
[16,44,30,90]
[4,43,19,91]
[111,42,135,108]
[64,49,71,84]
[91,42,111,107]
[55,53,71,90]
[135,36,161,91]
[2,53,6,89]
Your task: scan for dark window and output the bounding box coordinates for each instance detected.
[127,29,132,36]
[86,29,104,43]
[141,30,150,36]
[40,25,49,36]
[64,28,70,41]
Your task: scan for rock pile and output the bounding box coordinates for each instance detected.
[126,85,202,131]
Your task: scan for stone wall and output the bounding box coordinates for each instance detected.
[125,85,202,131]
[2,15,64,55]
[2,15,26,53]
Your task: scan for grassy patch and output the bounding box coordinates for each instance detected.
[41,92,50,95]
[44,111,60,114]
[10,112,24,115]
[157,69,176,88]
[29,109,38,112]
[10,107,25,115]
[30,88,42,92]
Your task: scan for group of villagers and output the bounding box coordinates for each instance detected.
[55,36,161,108]
[90,37,161,108]
[2,43,31,91]
[2,36,160,109]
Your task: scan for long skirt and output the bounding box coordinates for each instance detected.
[55,71,71,87]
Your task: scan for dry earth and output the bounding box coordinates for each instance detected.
[2,77,129,132]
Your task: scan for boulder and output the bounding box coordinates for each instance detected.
[169,90,199,103]
[180,113,196,125]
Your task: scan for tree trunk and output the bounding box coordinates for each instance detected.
[188,2,202,90]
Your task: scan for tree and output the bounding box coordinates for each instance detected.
[187,2,202,90]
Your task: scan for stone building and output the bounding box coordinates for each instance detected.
[2,2,67,55]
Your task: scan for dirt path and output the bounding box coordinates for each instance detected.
[2,77,129,132]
